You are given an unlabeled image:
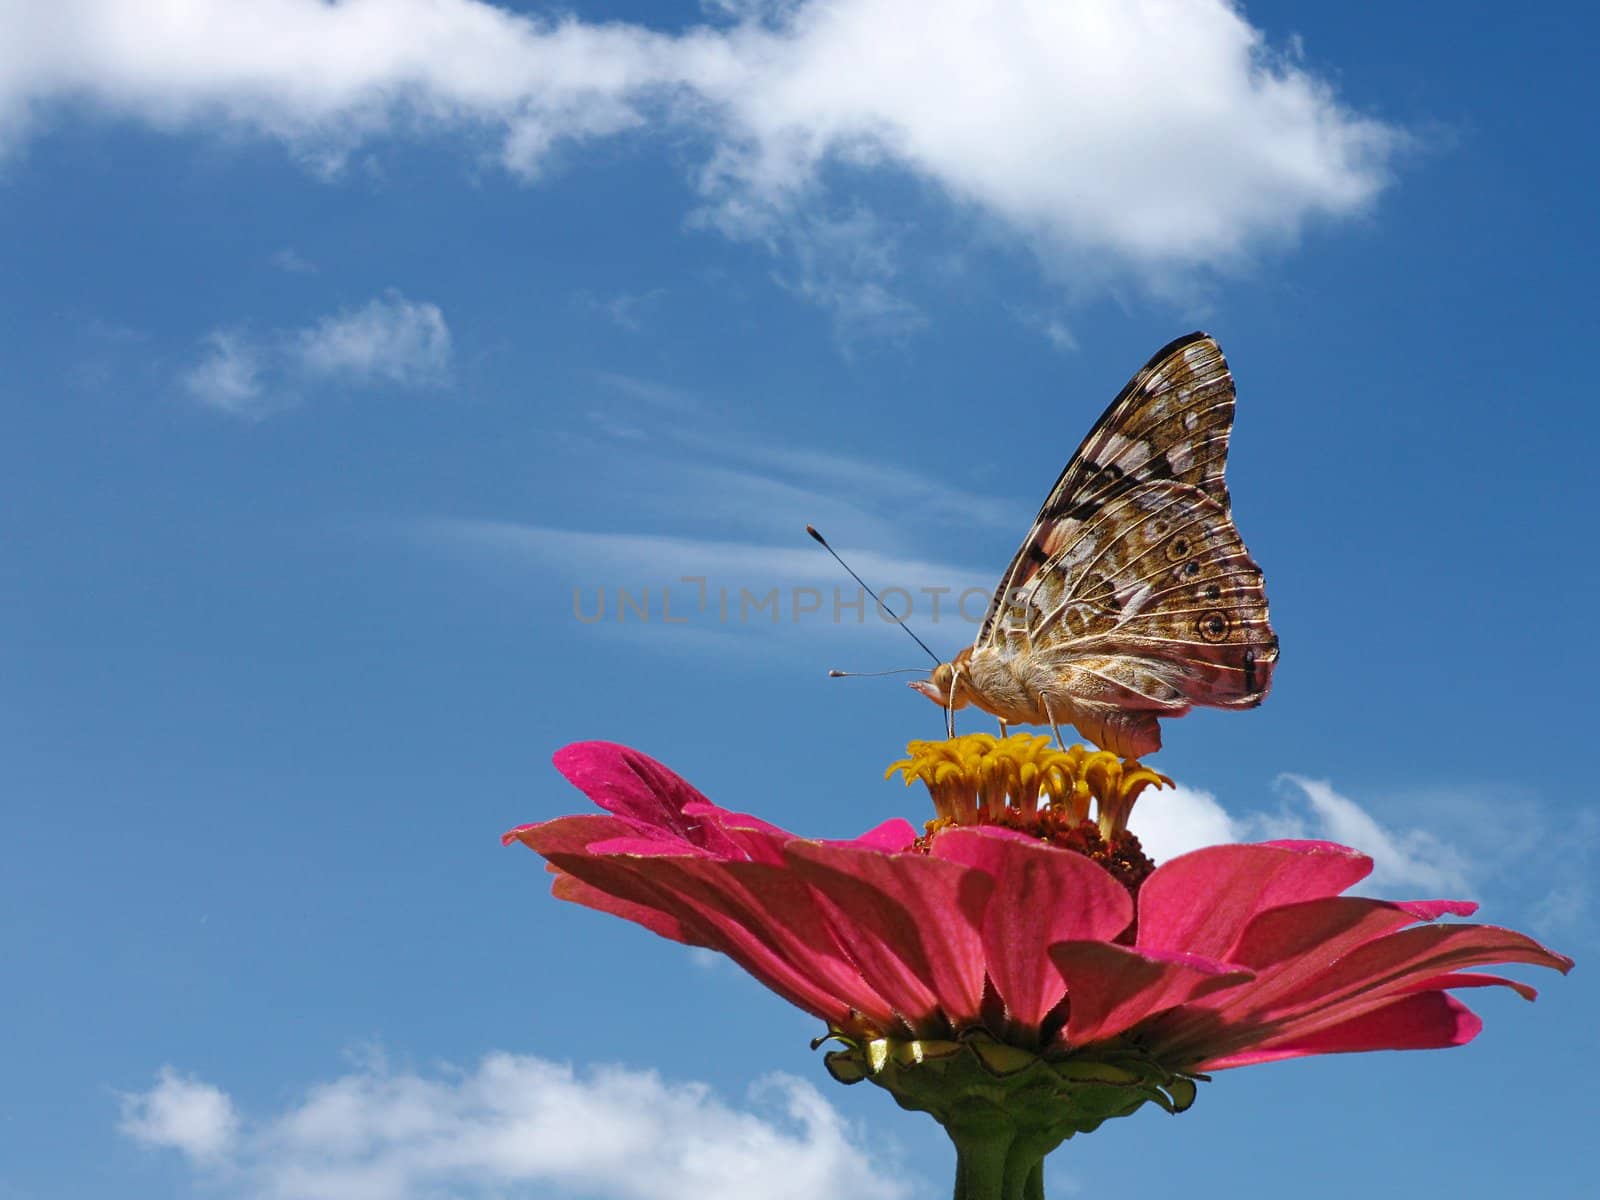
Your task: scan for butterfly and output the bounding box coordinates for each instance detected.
[911,331,1277,758]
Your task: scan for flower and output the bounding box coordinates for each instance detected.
[506,735,1571,1200]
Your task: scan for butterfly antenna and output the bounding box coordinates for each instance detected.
[827,667,925,678]
[805,525,942,667]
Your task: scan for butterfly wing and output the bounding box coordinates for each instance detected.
[974,332,1276,754]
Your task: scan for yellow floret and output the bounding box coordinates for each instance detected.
[887,733,1170,835]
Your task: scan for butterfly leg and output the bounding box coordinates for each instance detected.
[1041,698,1067,750]
[998,720,1009,738]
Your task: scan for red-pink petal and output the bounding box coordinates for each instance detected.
[584,835,717,859]
[550,873,705,946]
[1264,922,1571,1022]
[1049,941,1252,1047]
[1187,922,1566,1067]
[504,813,633,856]
[785,841,991,1030]
[615,853,900,1032]
[835,818,921,853]
[678,801,792,864]
[1219,896,1455,1012]
[552,742,748,856]
[931,828,1134,1031]
[1199,991,1482,1069]
[1400,970,1540,1002]
[1393,898,1479,920]
[1138,843,1372,959]
[521,819,887,1031]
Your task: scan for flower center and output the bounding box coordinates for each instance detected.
[888,733,1169,894]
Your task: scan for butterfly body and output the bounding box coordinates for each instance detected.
[912,332,1277,758]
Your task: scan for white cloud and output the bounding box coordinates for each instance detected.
[1530,881,1589,935]
[411,519,995,672]
[119,1067,239,1162]
[1010,308,1080,352]
[2,1,1401,301]
[1128,775,1474,898]
[181,291,451,417]
[585,371,702,412]
[1128,783,1239,866]
[270,247,318,273]
[660,426,1020,535]
[117,1053,916,1200]
[575,288,668,332]
[297,292,452,386]
[182,329,270,417]
[761,207,927,346]
[1269,775,1471,896]
[419,520,992,621]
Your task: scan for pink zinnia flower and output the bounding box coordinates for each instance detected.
[507,734,1570,1199]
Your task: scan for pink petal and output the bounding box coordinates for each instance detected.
[552,742,749,857]
[1185,922,1567,1067]
[1399,971,1538,1002]
[522,819,890,1032]
[504,813,634,855]
[785,840,991,1030]
[1147,901,1566,1065]
[550,873,706,946]
[584,835,717,859]
[1264,922,1572,1024]
[1393,899,1479,920]
[931,828,1134,1032]
[1199,991,1482,1069]
[834,818,921,853]
[612,853,900,1033]
[1258,838,1368,855]
[681,801,791,865]
[1220,896,1458,1012]
[1049,941,1252,1047]
[524,834,729,948]
[1138,843,1372,960]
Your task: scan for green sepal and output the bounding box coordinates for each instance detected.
[817,1027,1206,1143]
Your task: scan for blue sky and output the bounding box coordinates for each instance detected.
[2,1,1596,1196]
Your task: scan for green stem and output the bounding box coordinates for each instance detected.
[945,1106,1051,1200]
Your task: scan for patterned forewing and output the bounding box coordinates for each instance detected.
[980,332,1237,646]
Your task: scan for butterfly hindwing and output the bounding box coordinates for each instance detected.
[1033,480,1277,708]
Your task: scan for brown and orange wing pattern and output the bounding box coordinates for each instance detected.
[978,332,1276,717]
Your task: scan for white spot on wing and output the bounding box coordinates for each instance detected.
[1099,433,1150,466]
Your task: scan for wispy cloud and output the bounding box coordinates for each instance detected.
[1525,808,1599,941]
[586,370,701,413]
[555,369,1022,551]
[1269,775,1472,895]
[180,291,451,418]
[117,1053,916,1200]
[413,519,992,669]
[1009,308,1079,353]
[270,247,318,274]
[575,288,668,332]
[1128,777,1473,897]
[672,433,1019,533]
[182,330,269,418]
[761,208,927,347]
[2,1,1402,312]
[421,520,991,617]
[297,292,452,387]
